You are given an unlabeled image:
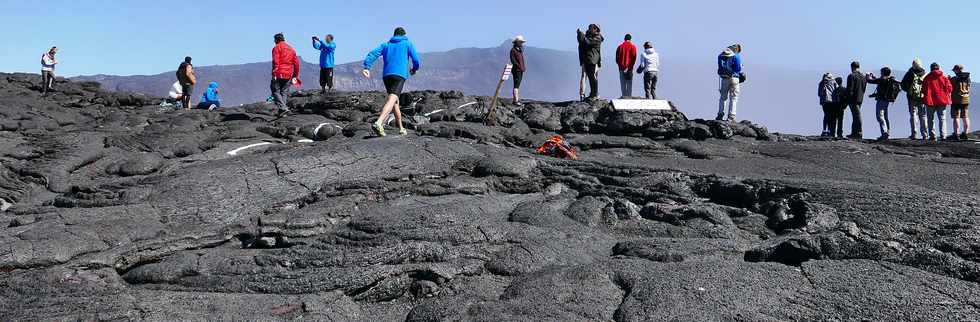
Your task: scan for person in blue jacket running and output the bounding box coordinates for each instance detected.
[312,34,336,93]
[362,27,421,137]
[196,81,221,110]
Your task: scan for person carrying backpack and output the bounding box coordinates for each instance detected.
[615,34,638,98]
[949,65,971,141]
[818,73,837,137]
[845,61,867,139]
[922,62,953,141]
[312,34,337,93]
[362,27,421,137]
[717,44,743,122]
[900,59,927,140]
[40,47,58,95]
[271,33,300,116]
[832,77,847,139]
[176,57,196,110]
[866,67,901,141]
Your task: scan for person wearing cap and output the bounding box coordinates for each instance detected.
[312,34,337,93]
[922,62,953,141]
[616,34,638,98]
[510,35,527,106]
[716,44,743,122]
[271,33,300,116]
[40,47,58,95]
[636,41,660,99]
[949,64,971,140]
[176,56,196,110]
[362,27,422,137]
[900,58,928,140]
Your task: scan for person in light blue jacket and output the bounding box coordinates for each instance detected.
[362,27,422,137]
[312,34,336,93]
[196,81,221,110]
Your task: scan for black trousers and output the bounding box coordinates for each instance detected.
[41,70,54,93]
[583,63,599,99]
[848,103,863,137]
[319,68,334,89]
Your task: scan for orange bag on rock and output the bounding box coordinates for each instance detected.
[536,135,579,160]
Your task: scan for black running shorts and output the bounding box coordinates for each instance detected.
[383,75,406,95]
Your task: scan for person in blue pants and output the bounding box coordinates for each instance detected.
[312,34,336,93]
[362,27,422,137]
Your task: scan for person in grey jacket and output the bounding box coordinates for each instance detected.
[577,24,604,101]
[636,42,660,99]
[818,73,837,137]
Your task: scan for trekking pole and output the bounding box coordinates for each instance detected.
[485,64,512,126]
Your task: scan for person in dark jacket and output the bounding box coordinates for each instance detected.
[818,73,837,137]
[866,67,900,140]
[271,33,300,116]
[312,34,337,93]
[832,77,847,138]
[510,35,527,106]
[176,57,196,110]
[615,34,637,98]
[949,64,971,140]
[900,59,927,140]
[845,61,867,139]
[577,24,604,101]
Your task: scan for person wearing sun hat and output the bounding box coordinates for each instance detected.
[510,35,527,106]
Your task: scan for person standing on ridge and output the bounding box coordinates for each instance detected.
[362,27,421,137]
[271,33,300,116]
[577,24,604,101]
[844,61,867,139]
[312,34,337,93]
[866,67,901,141]
[832,76,847,139]
[636,41,660,99]
[900,58,927,140]
[40,47,58,95]
[616,34,638,98]
[176,57,196,110]
[716,44,743,122]
[510,35,527,107]
[922,62,953,141]
[948,64,971,141]
[818,73,837,137]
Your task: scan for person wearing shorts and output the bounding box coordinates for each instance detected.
[362,27,421,137]
[949,64,971,140]
[510,35,526,106]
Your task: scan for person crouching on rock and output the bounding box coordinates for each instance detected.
[510,35,526,107]
[40,47,58,95]
[362,27,421,137]
[922,62,953,141]
[949,64,971,141]
[271,33,300,117]
[866,67,901,141]
[196,82,221,110]
[176,56,196,110]
[818,73,837,137]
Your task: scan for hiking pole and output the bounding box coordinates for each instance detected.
[485,64,512,126]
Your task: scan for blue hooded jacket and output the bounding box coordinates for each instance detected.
[201,82,220,105]
[363,36,421,80]
[313,39,336,68]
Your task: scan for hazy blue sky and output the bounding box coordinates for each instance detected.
[2,0,977,76]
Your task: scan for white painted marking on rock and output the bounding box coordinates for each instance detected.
[297,139,314,143]
[612,99,671,111]
[227,142,276,156]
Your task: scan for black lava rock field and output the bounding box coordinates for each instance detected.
[2,73,980,321]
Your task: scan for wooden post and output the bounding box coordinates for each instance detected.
[485,64,513,126]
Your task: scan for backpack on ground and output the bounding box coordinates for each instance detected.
[908,74,924,100]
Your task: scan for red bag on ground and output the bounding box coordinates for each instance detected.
[536,135,579,160]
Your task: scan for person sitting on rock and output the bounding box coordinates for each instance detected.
[312,34,337,93]
[362,27,421,137]
[196,82,221,110]
[166,81,184,109]
[271,33,300,117]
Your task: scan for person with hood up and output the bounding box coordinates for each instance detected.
[40,47,58,95]
[510,35,527,107]
[636,41,660,99]
[615,34,638,98]
[818,73,837,137]
[362,27,422,137]
[922,62,953,141]
[716,44,743,122]
[271,33,300,116]
[866,67,901,141]
[176,56,196,110]
[312,34,337,93]
[577,24,604,101]
[196,82,221,110]
[845,61,867,139]
[949,64,971,141]
[900,58,928,140]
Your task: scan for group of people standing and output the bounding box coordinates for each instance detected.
[819,60,971,141]
[575,24,663,102]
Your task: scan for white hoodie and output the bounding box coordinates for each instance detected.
[41,53,57,72]
[637,47,659,73]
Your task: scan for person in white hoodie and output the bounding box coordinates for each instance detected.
[635,42,660,99]
[40,47,58,94]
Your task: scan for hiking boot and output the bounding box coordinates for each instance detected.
[372,122,386,137]
[821,131,830,137]
[908,134,917,140]
[961,133,970,141]
[876,134,889,141]
[715,113,725,121]
[946,135,959,141]
[276,108,292,118]
[399,128,408,136]
[928,135,937,142]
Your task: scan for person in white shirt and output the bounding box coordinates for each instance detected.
[636,42,660,99]
[40,47,58,94]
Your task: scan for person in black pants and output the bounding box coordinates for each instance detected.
[845,61,867,139]
[577,24,604,101]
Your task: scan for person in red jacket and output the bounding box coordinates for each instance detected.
[922,62,953,141]
[616,34,638,98]
[271,33,300,116]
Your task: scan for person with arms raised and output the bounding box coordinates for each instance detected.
[866,67,902,141]
[362,27,421,137]
[313,34,337,93]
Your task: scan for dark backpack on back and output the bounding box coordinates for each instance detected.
[886,78,901,101]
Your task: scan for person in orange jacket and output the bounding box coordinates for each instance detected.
[271,33,300,116]
[615,34,638,98]
[922,62,953,141]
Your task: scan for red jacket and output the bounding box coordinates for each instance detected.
[615,41,637,71]
[272,42,300,80]
[922,69,953,107]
